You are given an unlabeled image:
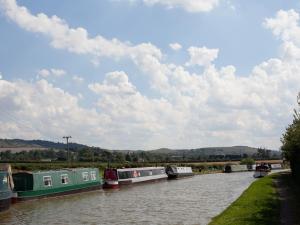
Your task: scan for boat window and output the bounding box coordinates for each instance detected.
[43,176,52,187]
[61,174,69,184]
[0,173,8,190]
[139,170,150,177]
[82,172,89,181]
[152,169,161,175]
[118,171,133,179]
[90,171,96,181]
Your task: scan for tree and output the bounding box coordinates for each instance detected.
[240,157,255,166]
[257,147,267,159]
[114,152,125,163]
[125,152,132,162]
[57,150,67,161]
[281,93,300,181]
[78,149,94,161]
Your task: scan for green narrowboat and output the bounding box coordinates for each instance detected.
[12,168,102,201]
[0,164,14,212]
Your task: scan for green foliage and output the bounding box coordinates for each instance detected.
[240,157,255,165]
[209,175,280,225]
[281,93,300,181]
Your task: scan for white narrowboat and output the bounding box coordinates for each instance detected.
[104,167,167,188]
[165,166,194,179]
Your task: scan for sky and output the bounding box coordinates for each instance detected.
[0,0,300,150]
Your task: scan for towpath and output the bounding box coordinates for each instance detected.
[275,171,300,225]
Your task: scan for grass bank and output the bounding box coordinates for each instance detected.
[209,174,280,225]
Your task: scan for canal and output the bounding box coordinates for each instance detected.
[0,172,255,225]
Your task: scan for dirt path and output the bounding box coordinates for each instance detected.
[275,171,300,225]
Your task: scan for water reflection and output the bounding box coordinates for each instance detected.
[0,172,254,225]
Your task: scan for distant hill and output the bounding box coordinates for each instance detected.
[0,139,281,159]
[150,146,281,159]
[0,139,89,150]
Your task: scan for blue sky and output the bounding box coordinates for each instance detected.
[0,0,300,149]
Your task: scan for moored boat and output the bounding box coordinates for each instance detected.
[166,166,194,179]
[12,168,102,201]
[224,164,248,173]
[253,163,270,178]
[104,167,167,188]
[0,164,14,212]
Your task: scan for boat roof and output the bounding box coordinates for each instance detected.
[117,167,165,172]
[13,167,98,175]
[168,166,192,169]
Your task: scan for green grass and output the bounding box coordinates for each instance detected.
[209,174,280,225]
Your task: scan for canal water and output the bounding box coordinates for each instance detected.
[0,172,254,225]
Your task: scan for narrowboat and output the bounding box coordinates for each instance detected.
[253,163,270,178]
[12,168,102,201]
[165,166,194,179]
[104,167,167,188]
[224,164,248,173]
[0,164,14,212]
[271,164,282,170]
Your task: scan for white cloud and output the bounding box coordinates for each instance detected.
[0,0,166,91]
[1,54,300,149]
[124,0,219,12]
[0,0,162,65]
[50,69,66,77]
[0,79,109,144]
[264,9,300,61]
[37,69,50,77]
[72,75,84,83]
[37,68,66,78]
[91,58,100,67]
[0,72,2,79]
[89,71,136,95]
[1,3,300,149]
[264,9,300,44]
[169,42,182,51]
[186,46,219,67]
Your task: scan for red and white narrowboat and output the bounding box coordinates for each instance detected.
[103,167,167,188]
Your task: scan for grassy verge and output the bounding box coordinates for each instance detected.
[209,174,280,225]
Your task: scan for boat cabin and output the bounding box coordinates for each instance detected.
[13,168,102,200]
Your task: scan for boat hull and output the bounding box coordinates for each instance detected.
[253,171,268,178]
[167,173,194,179]
[118,174,168,185]
[103,180,119,189]
[0,197,11,212]
[13,182,102,202]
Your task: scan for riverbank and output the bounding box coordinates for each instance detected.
[209,174,280,225]
[209,171,300,225]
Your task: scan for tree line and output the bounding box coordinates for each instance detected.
[281,93,300,182]
[0,147,280,163]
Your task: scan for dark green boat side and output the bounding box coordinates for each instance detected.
[13,168,103,201]
[0,164,14,212]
